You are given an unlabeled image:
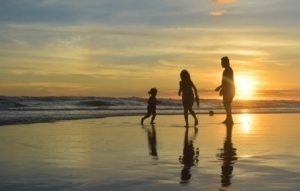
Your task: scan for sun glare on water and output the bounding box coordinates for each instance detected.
[241,114,251,133]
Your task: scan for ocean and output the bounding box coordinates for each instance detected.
[1,96,300,126]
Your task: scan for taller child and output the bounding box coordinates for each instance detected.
[178,70,199,127]
[215,56,235,124]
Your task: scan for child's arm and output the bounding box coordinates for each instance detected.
[178,81,182,96]
[191,81,200,107]
[191,81,198,97]
[153,97,162,104]
[156,100,163,104]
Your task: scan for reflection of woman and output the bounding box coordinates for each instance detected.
[217,123,238,188]
[179,127,199,184]
[145,124,158,160]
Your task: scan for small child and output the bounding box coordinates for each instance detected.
[141,88,162,125]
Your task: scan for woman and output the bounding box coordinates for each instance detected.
[215,56,235,124]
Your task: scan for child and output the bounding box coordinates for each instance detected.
[141,88,162,125]
[178,70,199,127]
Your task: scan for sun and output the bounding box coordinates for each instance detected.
[235,75,257,100]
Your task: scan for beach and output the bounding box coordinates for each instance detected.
[1,113,300,191]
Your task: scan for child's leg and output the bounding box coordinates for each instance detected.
[183,106,189,127]
[141,111,151,125]
[188,107,198,126]
[150,110,156,124]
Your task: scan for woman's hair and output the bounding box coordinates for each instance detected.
[148,88,157,95]
[180,70,191,81]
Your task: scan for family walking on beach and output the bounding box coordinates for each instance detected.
[141,56,235,126]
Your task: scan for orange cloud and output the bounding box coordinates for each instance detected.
[210,9,227,16]
[211,0,236,4]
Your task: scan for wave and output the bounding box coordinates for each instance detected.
[1,96,300,126]
[78,100,114,107]
[1,108,299,126]
[0,101,27,108]
[1,96,300,110]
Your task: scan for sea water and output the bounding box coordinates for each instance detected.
[1,96,300,125]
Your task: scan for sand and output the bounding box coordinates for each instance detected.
[1,113,300,191]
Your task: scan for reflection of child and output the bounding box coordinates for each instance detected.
[141,88,162,125]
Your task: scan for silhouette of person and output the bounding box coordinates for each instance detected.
[217,123,238,188]
[141,88,162,125]
[179,127,199,184]
[178,70,199,127]
[215,57,235,124]
[146,124,158,160]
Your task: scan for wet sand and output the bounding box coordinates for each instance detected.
[1,113,300,191]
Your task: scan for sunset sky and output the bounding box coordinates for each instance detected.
[1,0,299,99]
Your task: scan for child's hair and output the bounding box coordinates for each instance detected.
[148,88,157,95]
[180,70,191,81]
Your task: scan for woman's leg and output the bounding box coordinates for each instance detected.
[223,94,234,124]
[223,102,233,124]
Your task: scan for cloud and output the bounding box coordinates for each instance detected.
[275,63,289,66]
[210,9,227,16]
[211,0,236,4]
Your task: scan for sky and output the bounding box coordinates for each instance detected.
[0,0,300,99]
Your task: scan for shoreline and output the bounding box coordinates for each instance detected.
[1,114,300,190]
[1,112,300,127]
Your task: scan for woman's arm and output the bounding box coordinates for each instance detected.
[215,85,222,91]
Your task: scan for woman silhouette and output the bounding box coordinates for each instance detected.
[215,57,235,124]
